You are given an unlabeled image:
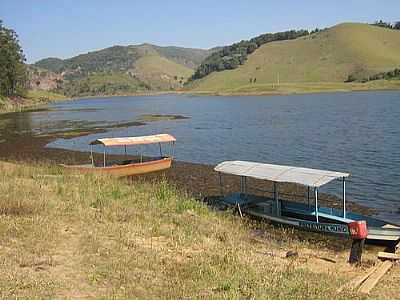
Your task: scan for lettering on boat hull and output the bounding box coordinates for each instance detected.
[299,221,349,235]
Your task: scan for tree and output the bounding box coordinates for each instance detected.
[373,20,393,29]
[0,20,27,97]
[344,74,357,83]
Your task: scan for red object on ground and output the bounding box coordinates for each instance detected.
[348,221,368,239]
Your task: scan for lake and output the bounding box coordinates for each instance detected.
[1,91,399,222]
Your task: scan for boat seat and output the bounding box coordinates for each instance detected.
[255,202,273,214]
[281,204,313,216]
[282,204,354,223]
[310,211,354,223]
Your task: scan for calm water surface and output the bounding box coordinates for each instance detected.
[3,92,400,222]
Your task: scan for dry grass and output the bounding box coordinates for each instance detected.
[187,80,400,96]
[132,54,193,90]
[0,161,395,299]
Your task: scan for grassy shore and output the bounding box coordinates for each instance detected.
[0,161,398,299]
[187,80,400,96]
[0,90,66,113]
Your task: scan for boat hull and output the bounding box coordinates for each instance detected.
[218,193,400,246]
[61,157,173,177]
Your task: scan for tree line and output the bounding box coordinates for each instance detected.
[345,68,400,83]
[0,20,27,98]
[371,20,400,30]
[365,68,400,82]
[189,29,311,81]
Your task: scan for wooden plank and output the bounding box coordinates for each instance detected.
[337,264,379,293]
[358,260,393,294]
[378,252,400,261]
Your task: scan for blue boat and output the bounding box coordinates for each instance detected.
[214,161,400,245]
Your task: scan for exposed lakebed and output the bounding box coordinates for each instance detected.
[0,92,399,222]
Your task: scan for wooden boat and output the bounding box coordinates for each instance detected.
[61,134,176,177]
[214,160,400,245]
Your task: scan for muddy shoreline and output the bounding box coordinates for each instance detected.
[0,129,374,216]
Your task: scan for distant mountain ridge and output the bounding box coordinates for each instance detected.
[33,43,216,96]
[32,23,400,97]
[34,43,214,73]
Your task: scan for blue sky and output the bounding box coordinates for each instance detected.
[1,0,399,63]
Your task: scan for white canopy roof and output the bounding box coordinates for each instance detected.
[214,161,349,188]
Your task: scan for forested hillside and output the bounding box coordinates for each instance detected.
[34,44,215,97]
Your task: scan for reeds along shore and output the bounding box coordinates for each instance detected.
[0,160,399,299]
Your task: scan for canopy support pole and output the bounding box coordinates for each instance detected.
[103,146,106,167]
[159,143,162,157]
[219,173,224,196]
[307,186,310,209]
[274,182,280,216]
[240,176,247,199]
[171,141,175,159]
[124,145,127,157]
[343,177,346,218]
[315,187,319,223]
[90,145,94,167]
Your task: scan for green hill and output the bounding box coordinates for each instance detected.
[151,44,217,69]
[33,58,65,73]
[189,23,400,93]
[34,44,215,96]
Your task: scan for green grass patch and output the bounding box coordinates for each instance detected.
[190,23,400,94]
[0,90,66,114]
[26,90,66,102]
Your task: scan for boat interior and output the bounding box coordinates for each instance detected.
[75,155,169,168]
[99,155,167,167]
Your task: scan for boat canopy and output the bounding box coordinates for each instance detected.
[90,134,176,147]
[214,160,349,188]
